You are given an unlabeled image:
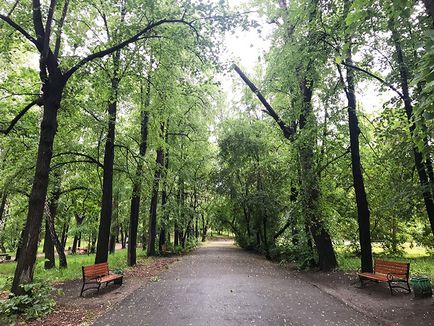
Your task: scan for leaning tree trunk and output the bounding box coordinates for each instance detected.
[12,81,64,295]
[128,75,150,266]
[95,56,120,264]
[391,26,434,236]
[343,2,373,273]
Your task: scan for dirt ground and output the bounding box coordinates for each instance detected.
[25,256,179,326]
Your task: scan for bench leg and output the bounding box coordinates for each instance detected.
[80,283,86,297]
[388,281,394,295]
[359,276,365,287]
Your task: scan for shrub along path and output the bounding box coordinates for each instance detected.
[94,240,388,326]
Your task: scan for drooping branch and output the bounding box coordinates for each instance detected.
[58,186,88,196]
[232,64,295,139]
[341,62,404,100]
[0,97,43,135]
[52,152,103,168]
[64,18,197,80]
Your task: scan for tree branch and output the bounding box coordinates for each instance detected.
[64,18,197,81]
[54,0,69,58]
[0,97,43,135]
[58,186,88,196]
[7,0,20,16]
[341,62,404,100]
[52,152,103,168]
[43,0,57,59]
[317,148,350,174]
[232,64,295,139]
[32,0,45,42]
[0,14,38,46]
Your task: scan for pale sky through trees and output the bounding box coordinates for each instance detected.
[220,0,389,116]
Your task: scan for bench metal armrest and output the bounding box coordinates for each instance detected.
[387,273,395,281]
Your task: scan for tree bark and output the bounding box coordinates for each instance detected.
[12,82,64,294]
[45,197,67,268]
[0,191,7,225]
[43,219,55,269]
[128,75,150,265]
[159,144,169,252]
[95,49,121,263]
[201,213,207,242]
[147,125,164,256]
[343,0,373,272]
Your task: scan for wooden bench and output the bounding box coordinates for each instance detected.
[80,262,123,296]
[358,259,411,295]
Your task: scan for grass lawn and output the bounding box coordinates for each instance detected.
[337,243,434,281]
[0,248,147,291]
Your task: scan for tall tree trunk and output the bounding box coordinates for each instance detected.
[0,191,7,225]
[95,49,121,264]
[174,222,179,246]
[43,219,55,269]
[110,189,120,254]
[109,234,116,254]
[12,82,64,294]
[147,126,164,256]
[71,214,84,254]
[343,1,373,272]
[391,26,434,236]
[201,213,207,242]
[60,222,68,249]
[128,75,150,266]
[298,79,337,271]
[159,150,169,252]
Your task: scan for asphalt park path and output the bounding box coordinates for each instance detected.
[94,239,379,326]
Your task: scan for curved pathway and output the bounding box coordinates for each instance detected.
[94,239,379,326]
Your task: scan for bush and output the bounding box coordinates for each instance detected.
[0,282,57,324]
